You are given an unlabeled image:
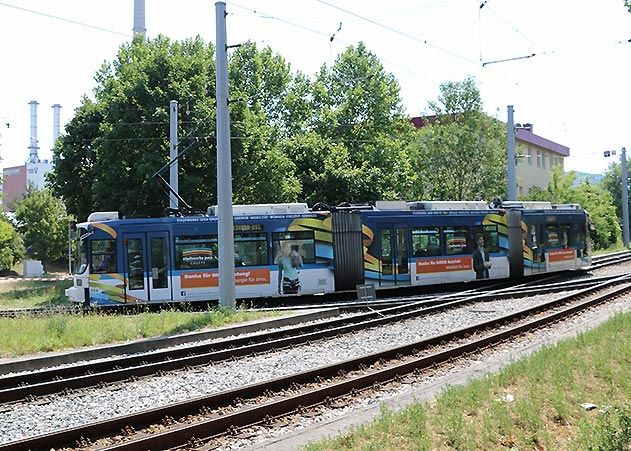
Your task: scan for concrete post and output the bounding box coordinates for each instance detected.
[507,105,517,201]
[215,2,236,308]
[622,147,629,247]
[169,100,179,210]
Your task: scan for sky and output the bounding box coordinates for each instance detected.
[1,0,630,175]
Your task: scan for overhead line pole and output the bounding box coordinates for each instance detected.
[622,146,629,247]
[215,1,236,309]
[506,105,517,201]
[169,100,179,210]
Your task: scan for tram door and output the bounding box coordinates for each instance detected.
[123,232,172,303]
[378,226,410,286]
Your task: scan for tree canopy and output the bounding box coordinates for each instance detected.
[0,215,24,273]
[601,158,630,228]
[50,37,416,219]
[284,42,414,205]
[14,187,70,268]
[408,77,507,201]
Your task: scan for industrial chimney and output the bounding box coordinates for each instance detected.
[52,104,61,149]
[26,100,40,164]
[133,0,146,36]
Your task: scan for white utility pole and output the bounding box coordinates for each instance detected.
[506,105,517,201]
[622,147,629,247]
[215,1,236,308]
[169,100,179,210]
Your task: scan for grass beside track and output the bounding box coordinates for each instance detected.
[0,280,73,310]
[306,311,631,451]
[0,279,284,358]
[0,308,283,358]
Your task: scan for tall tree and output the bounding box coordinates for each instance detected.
[50,36,300,221]
[409,77,506,201]
[286,42,414,205]
[601,158,630,228]
[14,188,70,268]
[48,98,102,220]
[0,214,24,273]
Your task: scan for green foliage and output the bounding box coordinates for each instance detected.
[0,214,24,271]
[0,308,280,357]
[522,167,621,249]
[409,77,507,201]
[14,187,71,265]
[286,42,414,205]
[47,98,102,220]
[601,159,630,234]
[50,36,302,220]
[580,407,631,450]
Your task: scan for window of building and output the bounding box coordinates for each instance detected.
[175,235,218,269]
[91,239,116,273]
[412,227,441,257]
[528,148,532,166]
[542,154,546,169]
[537,151,542,168]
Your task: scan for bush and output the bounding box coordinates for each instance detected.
[0,216,24,272]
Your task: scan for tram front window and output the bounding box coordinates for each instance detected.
[75,227,89,274]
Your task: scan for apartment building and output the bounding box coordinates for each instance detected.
[515,124,569,196]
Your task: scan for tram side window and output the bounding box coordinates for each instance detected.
[234,232,268,266]
[444,227,471,255]
[473,225,499,253]
[126,238,144,290]
[91,239,117,273]
[175,235,218,269]
[412,227,441,257]
[272,231,315,265]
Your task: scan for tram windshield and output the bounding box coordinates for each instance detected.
[75,226,89,274]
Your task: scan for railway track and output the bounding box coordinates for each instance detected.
[0,274,618,404]
[2,273,629,450]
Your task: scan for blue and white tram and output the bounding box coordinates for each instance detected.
[64,200,591,306]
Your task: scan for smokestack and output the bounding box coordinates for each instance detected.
[27,100,40,164]
[133,0,146,37]
[52,104,61,148]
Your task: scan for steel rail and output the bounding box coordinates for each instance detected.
[2,275,629,451]
[0,274,626,403]
[0,274,618,403]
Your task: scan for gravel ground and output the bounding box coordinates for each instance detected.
[235,286,631,450]
[1,261,630,446]
[0,287,586,445]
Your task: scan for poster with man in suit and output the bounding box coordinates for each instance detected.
[472,233,491,279]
